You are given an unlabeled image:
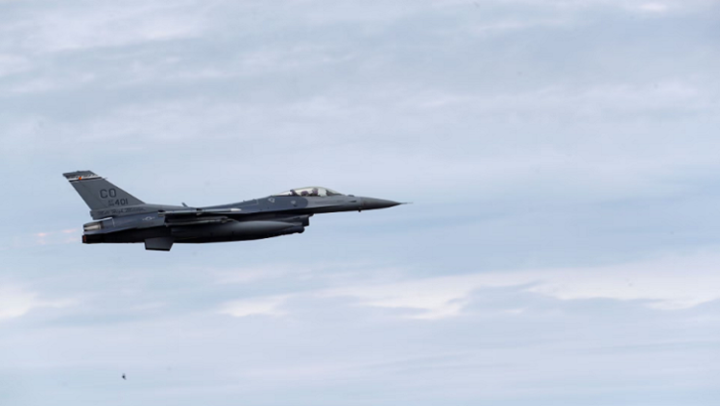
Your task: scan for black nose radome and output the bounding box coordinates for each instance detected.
[361,197,401,211]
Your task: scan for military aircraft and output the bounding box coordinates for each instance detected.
[63,171,402,251]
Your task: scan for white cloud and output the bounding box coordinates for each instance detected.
[326,277,484,320]
[219,295,288,318]
[6,228,82,249]
[486,0,704,13]
[433,0,672,10]
[0,285,74,320]
[467,18,572,36]
[408,82,713,119]
[214,249,720,321]
[1,1,206,54]
[637,2,670,13]
[0,54,30,77]
[213,266,288,285]
[324,251,720,319]
[212,262,402,286]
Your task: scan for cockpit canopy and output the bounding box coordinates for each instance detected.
[274,186,343,197]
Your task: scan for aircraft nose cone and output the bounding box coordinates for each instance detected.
[361,197,401,210]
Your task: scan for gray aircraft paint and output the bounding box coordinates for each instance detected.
[63,171,402,251]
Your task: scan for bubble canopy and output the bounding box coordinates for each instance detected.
[273,186,344,197]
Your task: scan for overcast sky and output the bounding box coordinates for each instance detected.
[1,0,719,405]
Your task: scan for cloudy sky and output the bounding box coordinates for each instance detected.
[1,0,719,405]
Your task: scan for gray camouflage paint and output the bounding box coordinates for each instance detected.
[63,171,401,251]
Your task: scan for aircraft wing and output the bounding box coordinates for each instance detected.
[159,208,245,218]
[159,208,247,226]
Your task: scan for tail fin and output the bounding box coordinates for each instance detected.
[63,171,144,212]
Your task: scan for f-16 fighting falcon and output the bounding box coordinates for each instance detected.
[64,171,402,251]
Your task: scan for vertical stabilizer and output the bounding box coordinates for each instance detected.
[63,171,144,211]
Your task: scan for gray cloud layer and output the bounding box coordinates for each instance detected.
[1,1,719,405]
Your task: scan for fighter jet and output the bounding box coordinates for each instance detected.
[63,171,402,251]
